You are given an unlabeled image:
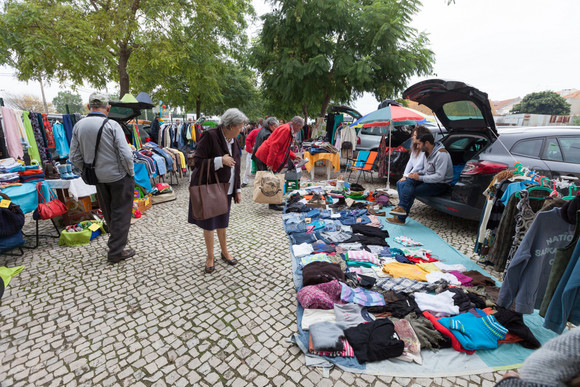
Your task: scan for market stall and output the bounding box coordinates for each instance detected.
[276,177,569,377]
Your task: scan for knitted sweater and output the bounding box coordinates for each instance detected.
[438,310,508,351]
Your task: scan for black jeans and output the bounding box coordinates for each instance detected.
[96,174,135,259]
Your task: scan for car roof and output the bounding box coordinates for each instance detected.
[497,126,580,136]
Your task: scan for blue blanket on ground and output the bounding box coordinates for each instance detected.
[289,205,559,377]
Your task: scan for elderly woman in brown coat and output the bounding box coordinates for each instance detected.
[188,108,247,274]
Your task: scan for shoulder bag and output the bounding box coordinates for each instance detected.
[33,182,68,220]
[189,159,230,220]
[81,118,109,185]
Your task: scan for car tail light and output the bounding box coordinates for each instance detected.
[357,137,361,145]
[462,161,508,175]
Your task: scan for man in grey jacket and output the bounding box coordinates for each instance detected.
[387,132,453,224]
[69,93,136,263]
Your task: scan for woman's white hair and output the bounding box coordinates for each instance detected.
[220,108,249,128]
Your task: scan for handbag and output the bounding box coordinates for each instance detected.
[33,182,68,220]
[189,159,230,220]
[0,192,25,237]
[81,118,109,185]
[253,171,285,204]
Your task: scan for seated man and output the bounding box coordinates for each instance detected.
[387,132,453,224]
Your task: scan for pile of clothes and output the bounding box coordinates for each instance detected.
[303,141,339,155]
[286,185,541,366]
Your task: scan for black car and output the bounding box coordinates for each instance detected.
[401,79,580,221]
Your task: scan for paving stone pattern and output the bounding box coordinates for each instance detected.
[0,161,515,386]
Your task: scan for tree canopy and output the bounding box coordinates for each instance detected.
[251,0,434,118]
[52,90,83,114]
[511,91,571,115]
[0,0,252,97]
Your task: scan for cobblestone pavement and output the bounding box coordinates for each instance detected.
[0,161,515,386]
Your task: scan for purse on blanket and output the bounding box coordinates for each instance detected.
[33,182,68,220]
[189,159,230,220]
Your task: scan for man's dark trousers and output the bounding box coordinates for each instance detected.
[396,179,449,222]
[96,174,135,259]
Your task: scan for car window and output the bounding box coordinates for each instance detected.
[447,137,471,150]
[511,138,543,158]
[542,138,563,161]
[360,126,386,135]
[559,137,580,164]
[442,101,484,121]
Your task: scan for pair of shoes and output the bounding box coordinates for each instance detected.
[386,217,405,225]
[57,164,79,180]
[221,252,238,265]
[241,183,248,188]
[269,204,284,211]
[108,248,136,263]
[389,206,407,216]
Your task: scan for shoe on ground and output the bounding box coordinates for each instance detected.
[241,183,248,188]
[386,217,405,225]
[108,248,136,263]
[389,206,407,216]
[269,204,284,211]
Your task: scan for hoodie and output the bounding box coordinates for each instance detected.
[418,142,453,184]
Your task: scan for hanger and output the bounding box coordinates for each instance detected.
[563,184,578,200]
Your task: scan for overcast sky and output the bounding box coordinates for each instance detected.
[1,0,579,116]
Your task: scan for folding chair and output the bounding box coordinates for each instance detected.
[348,151,378,183]
[346,151,369,181]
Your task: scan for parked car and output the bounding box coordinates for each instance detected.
[401,79,580,221]
[357,122,447,152]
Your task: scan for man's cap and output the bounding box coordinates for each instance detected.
[88,92,109,106]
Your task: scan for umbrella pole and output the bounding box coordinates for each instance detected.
[385,123,398,198]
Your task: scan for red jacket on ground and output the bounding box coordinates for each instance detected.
[254,123,297,172]
[245,127,260,153]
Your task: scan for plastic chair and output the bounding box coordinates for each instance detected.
[347,151,378,183]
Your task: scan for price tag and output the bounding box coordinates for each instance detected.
[0,199,11,208]
[88,223,100,232]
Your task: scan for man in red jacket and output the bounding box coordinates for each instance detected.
[255,116,303,173]
[254,116,303,211]
[242,122,261,187]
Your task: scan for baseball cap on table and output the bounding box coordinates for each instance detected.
[88,92,110,106]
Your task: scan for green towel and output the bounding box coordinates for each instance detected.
[0,265,25,288]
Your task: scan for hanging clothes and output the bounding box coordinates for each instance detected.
[29,113,49,161]
[62,114,74,145]
[52,121,69,158]
[40,113,56,148]
[22,111,42,163]
[504,190,546,270]
[497,207,575,314]
[0,117,9,159]
[132,124,143,150]
[542,235,580,333]
[1,107,24,159]
[540,210,580,317]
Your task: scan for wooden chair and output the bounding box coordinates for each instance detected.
[348,151,378,183]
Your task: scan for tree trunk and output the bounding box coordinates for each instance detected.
[196,97,202,119]
[320,92,332,118]
[118,44,130,97]
[302,104,309,126]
